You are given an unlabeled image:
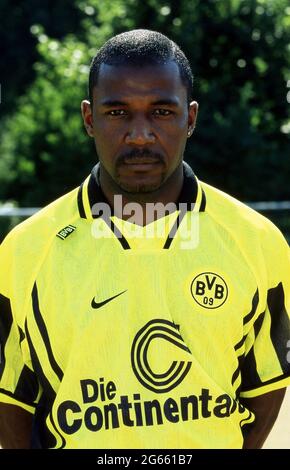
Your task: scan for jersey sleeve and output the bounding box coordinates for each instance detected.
[0,233,40,414]
[240,223,290,398]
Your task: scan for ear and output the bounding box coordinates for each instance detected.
[187,101,199,136]
[81,100,94,137]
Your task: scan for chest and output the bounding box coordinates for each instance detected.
[30,232,259,371]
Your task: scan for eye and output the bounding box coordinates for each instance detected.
[106,109,127,116]
[153,109,173,116]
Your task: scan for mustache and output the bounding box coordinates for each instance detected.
[116,148,165,165]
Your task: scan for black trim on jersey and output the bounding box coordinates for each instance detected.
[235,384,242,399]
[176,162,198,210]
[102,217,131,249]
[88,165,132,248]
[0,293,13,380]
[25,320,59,449]
[0,387,37,408]
[163,210,187,249]
[89,164,108,216]
[49,410,66,449]
[267,282,290,375]
[163,163,204,248]
[24,319,56,402]
[32,284,64,381]
[232,290,261,394]
[18,325,25,344]
[231,354,244,388]
[77,183,86,219]
[240,312,265,393]
[233,336,247,396]
[241,422,254,441]
[244,372,290,390]
[14,365,39,405]
[240,408,254,439]
[243,289,259,326]
[234,334,247,352]
[31,395,58,449]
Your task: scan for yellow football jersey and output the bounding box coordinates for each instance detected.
[0,162,289,448]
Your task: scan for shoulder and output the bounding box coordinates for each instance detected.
[0,186,81,271]
[3,187,79,243]
[0,187,81,319]
[201,181,285,242]
[201,181,289,282]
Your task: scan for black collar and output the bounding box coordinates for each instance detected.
[77,161,206,220]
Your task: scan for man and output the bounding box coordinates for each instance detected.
[0,29,289,449]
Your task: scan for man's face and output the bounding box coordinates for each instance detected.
[82,61,198,193]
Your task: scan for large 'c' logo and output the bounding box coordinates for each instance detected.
[131,319,192,393]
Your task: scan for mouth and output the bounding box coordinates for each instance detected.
[115,151,166,192]
[123,156,162,165]
[122,158,163,173]
[117,150,165,175]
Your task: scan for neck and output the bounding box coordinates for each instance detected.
[99,163,184,226]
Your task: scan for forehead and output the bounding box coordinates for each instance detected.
[93,61,187,104]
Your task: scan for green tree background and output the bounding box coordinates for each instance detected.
[0,0,289,236]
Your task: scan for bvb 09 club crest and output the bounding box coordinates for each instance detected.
[190,272,228,309]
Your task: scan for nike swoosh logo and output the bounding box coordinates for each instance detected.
[91,290,127,309]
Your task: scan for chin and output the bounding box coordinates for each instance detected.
[118,181,162,194]
[116,176,164,194]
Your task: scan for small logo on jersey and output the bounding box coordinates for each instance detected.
[56,225,76,240]
[91,290,127,309]
[131,319,192,393]
[190,272,228,309]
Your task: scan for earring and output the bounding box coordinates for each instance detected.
[187,129,192,137]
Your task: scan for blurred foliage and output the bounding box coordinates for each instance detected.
[0,0,83,117]
[0,0,289,208]
[0,33,93,204]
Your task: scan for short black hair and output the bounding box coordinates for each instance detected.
[89,29,193,106]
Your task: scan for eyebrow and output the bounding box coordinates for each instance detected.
[100,100,128,107]
[100,98,180,107]
[151,99,179,106]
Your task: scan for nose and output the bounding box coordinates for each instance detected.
[125,117,156,145]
